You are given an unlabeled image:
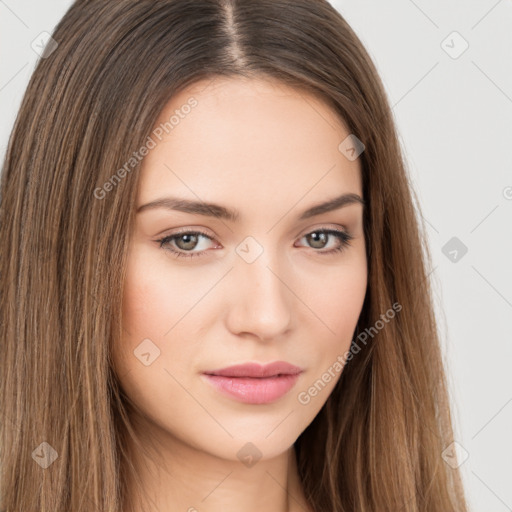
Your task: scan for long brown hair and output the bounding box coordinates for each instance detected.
[0,0,467,510]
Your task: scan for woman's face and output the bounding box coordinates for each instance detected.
[115,76,367,461]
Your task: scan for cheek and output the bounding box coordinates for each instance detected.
[117,247,175,379]
[118,245,212,379]
[300,251,367,339]
[292,259,367,411]
[297,252,367,373]
[121,245,188,338]
[324,266,367,335]
[115,251,201,422]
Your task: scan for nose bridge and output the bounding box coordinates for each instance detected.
[226,238,293,339]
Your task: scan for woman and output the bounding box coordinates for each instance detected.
[0,0,468,510]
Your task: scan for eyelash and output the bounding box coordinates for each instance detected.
[156,227,354,259]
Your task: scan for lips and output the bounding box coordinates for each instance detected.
[203,361,303,378]
[202,361,303,404]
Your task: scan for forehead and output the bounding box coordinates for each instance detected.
[137,77,362,221]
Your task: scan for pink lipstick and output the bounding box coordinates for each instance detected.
[202,361,303,404]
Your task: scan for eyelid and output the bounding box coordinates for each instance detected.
[295,222,349,238]
[156,226,215,238]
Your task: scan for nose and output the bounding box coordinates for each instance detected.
[225,249,293,342]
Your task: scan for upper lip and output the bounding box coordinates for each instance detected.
[203,361,303,378]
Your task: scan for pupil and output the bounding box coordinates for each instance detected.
[309,232,326,248]
[178,234,197,250]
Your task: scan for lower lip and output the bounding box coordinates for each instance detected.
[202,373,301,404]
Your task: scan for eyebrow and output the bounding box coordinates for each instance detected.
[136,192,365,222]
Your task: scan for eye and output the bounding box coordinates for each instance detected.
[156,229,217,259]
[156,227,354,259]
[295,228,354,255]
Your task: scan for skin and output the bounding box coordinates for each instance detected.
[114,76,367,512]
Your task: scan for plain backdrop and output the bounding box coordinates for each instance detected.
[1,1,511,510]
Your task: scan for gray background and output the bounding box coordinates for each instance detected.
[1,1,511,510]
